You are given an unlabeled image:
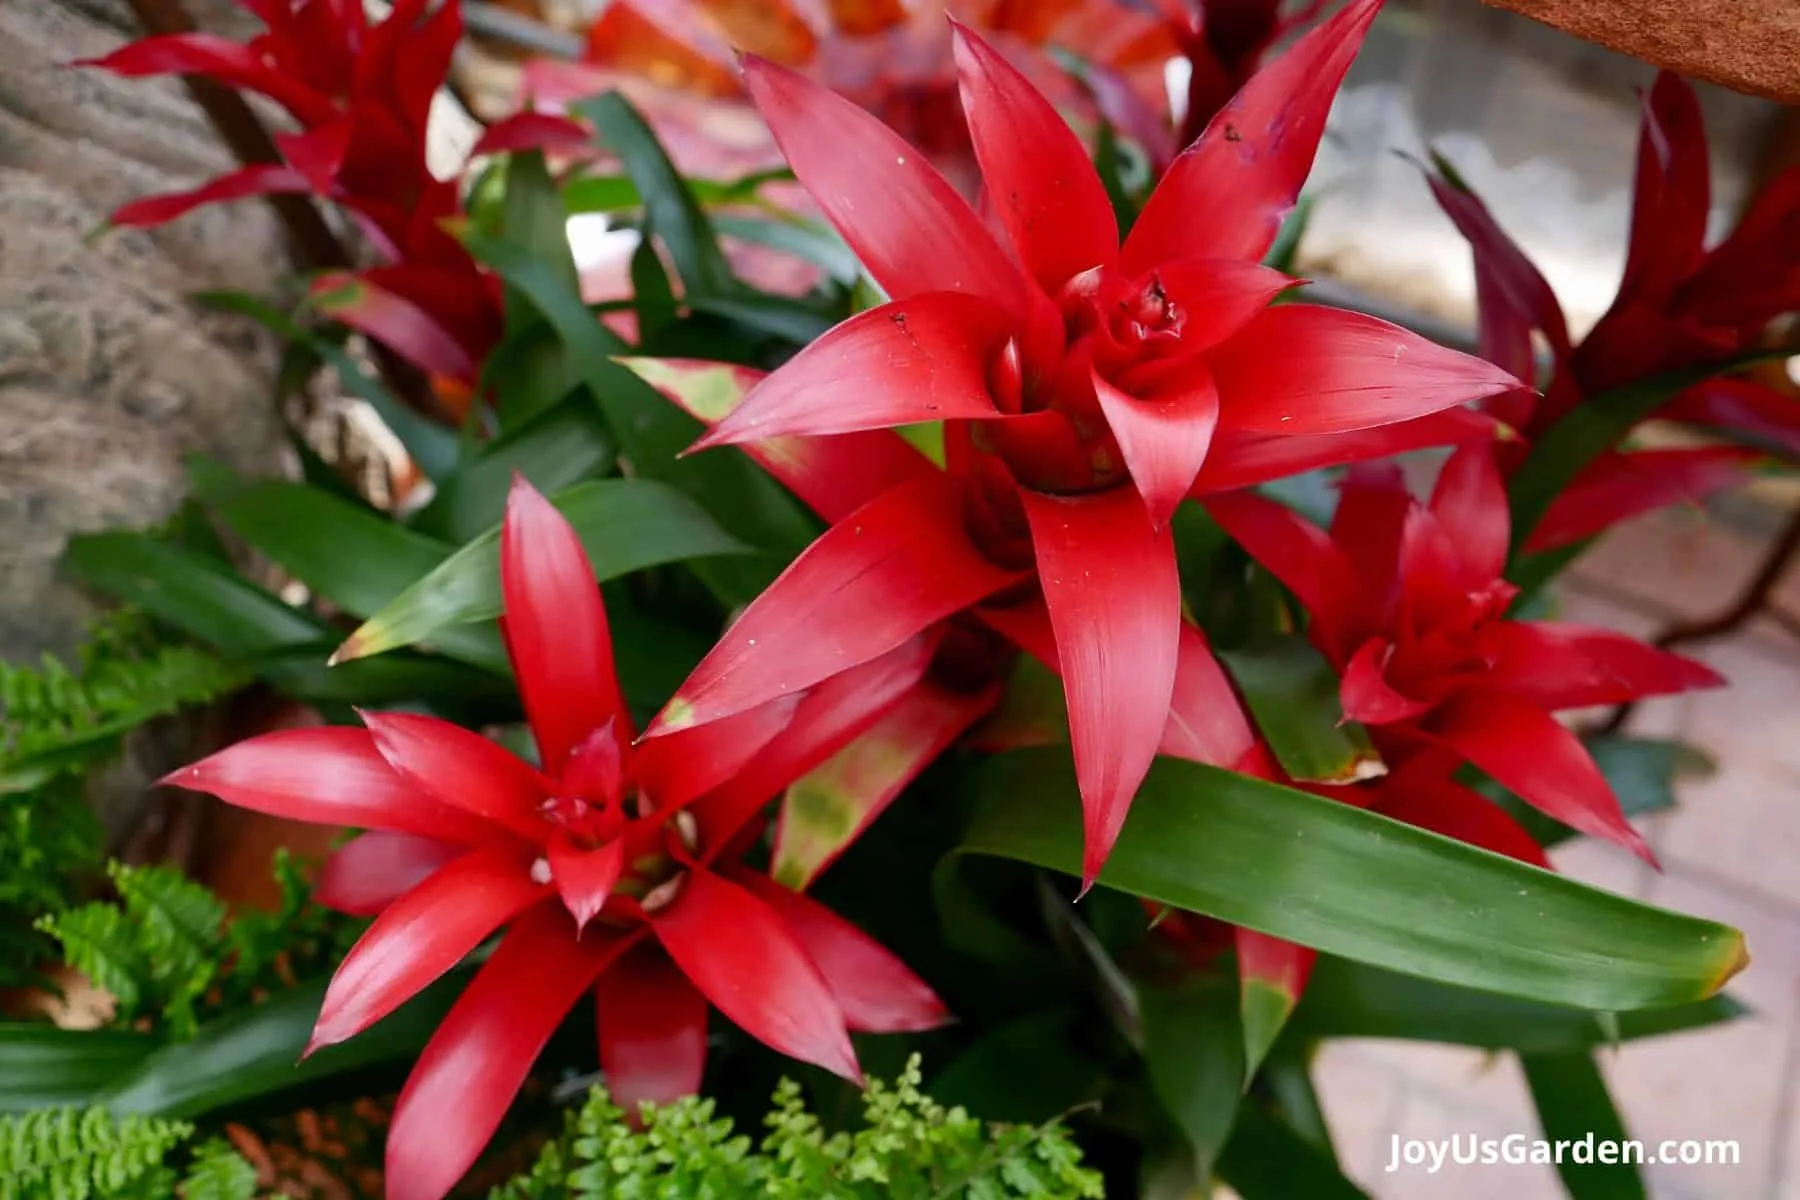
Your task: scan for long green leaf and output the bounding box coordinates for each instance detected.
[101,975,459,1120]
[712,213,861,284]
[0,1026,157,1112]
[189,468,508,672]
[61,533,326,659]
[1218,1103,1371,1200]
[573,93,732,296]
[1287,957,1745,1051]
[461,229,818,605]
[410,393,615,543]
[959,750,1747,1010]
[336,479,749,662]
[1506,348,1796,556]
[1141,982,1245,1180]
[1218,636,1382,784]
[1520,1052,1648,1199]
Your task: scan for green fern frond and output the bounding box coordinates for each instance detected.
[0,1107,189,1200]
[175,1139,259,1200]
[34,902,154,1017]
[1,608,245,781]
[495,1056,1104,1200]
[37,864,225,1038]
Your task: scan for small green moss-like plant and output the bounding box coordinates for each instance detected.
[492,1056,1105,1199]
[0,1108,258,1200]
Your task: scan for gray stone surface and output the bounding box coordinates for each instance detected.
[0,0,289,663]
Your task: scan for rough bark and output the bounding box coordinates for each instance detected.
[1480,0,1800,103]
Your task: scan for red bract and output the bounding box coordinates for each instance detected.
[1428,71,1799,549]
[639,0,1518,884]
[164,477,948,1200]
[1207,445,1724,862]
[79,0,585,391]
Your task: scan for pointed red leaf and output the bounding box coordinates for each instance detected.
[645,476,1022,737]
[110,164,313,229]
[311,273,476,383]
[274,122,351,193]
[617,357,937,522]
[1202,490,1362,654]
[1425,688,1655,863]
[1022,486,1180,885]
[314,832,464,916]
[361,710,550,842]
[1236,928,1316,1075]
[595,944,710,1116]
[311,845,546,1052]
[741,54,1024,316]
[1330,461,1412,610]
[635,698,801,813]
[950,20,1117,293]
[1094,359,1220,529]
[1210,305,1522,435]
[469,111,592,158]
[1429,443,1510,585]
[1425,166,1572,365]
[1141,258,1297,353]
[1161,622,1261,768]
[648,867,861,1082]
[1480,621,1724,709]
[1122,0,1380,271]
[1619,71,1712,309]
[501,476,630,774]
[549,836,625,932]
[1192,407,1503,495]
[1664,378,1800,460]
[1374,759,1552,868]
[1676,166,1800,327]
[688,293,1012,451]
[727,868,950,1032]
[1526,447,1764,554]
[1340,638,1431,725]
[385,907,635,1200]
[161,727,500,845]
[77,34,338,125]
[688,636,936,853]
[770,680,998,889]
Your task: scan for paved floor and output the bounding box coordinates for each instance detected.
[1311,502,1800,1199]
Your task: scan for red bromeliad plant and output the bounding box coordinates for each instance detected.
[1207,444,1724,860]
[636,0,1517,883]
[52,0,1778,1194]
[163,478,948,1200]
[80,0,587,397]
[1428,70,1800,554]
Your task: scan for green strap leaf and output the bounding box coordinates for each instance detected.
[1520,1052,1648,1199]
[958,749,1747,1010]
[1141,981,1245,1181]
[410,391,615,543]
[0,1027,157,1113]
[1217,1102,1371,1199]
[100,974,461,1120]
[336,478,750,663]
[188,466,509,673]
[61,533,326,660]
[1287,957,1745,1052]
[711,213,861,285]
[462,228,819,606]
[1217,636,1383,784]
[572,92,732,297]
